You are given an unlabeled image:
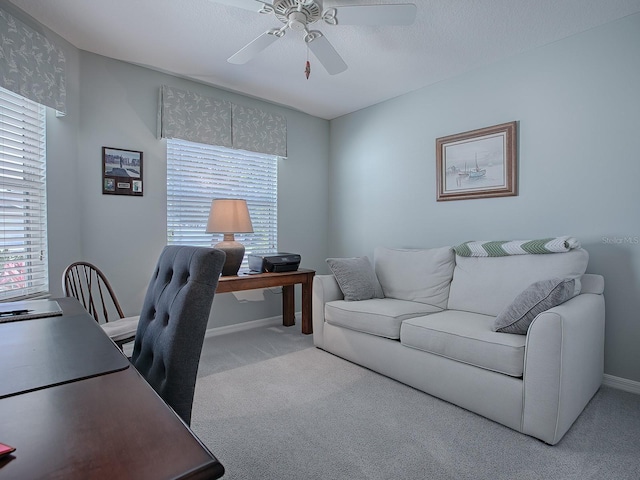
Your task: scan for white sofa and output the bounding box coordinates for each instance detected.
[312,244,605,445]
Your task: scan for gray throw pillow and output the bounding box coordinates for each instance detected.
[326,256,384,301]
[493,277,576,334]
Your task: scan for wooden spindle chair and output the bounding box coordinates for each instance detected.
[62,262,139,350]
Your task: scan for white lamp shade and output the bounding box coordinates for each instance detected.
[206,199,253,234]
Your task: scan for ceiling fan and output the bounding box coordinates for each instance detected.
[211,0,417,76]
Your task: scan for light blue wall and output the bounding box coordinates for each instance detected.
[4,0,329,330]
[11,1,640,383]
[44,50,329,329]
[328,14,640,382]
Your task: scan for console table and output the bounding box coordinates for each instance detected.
[216,268,315,334]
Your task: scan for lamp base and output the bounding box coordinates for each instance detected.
[214,234,245,276]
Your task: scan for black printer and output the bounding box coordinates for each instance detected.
[248,252,301,273]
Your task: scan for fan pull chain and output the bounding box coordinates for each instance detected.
[305,45,311,79]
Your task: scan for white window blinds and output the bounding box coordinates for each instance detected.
[0,87,48,301]
[167,139,278,267]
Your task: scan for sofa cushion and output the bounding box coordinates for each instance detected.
[374,246,455,309]
[325,298,442,339]
[326,256,384,301]
[447,248,589,316]
[400,310,526,377]
[493,278,577,334]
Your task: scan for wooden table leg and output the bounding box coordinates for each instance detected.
[301,274,313,335]
[282,285,295,327]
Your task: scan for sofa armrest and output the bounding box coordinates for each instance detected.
[312,275,343,348]
[580,273,604,294]
[522,290,605,444]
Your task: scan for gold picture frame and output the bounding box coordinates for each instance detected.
[436,121,517,201]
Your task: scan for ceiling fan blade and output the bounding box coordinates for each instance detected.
[306,32,347,75]
[329,3,417,26]
[228,30,282,64]
[208,0,273,13]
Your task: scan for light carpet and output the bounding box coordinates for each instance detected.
[191,325,640,480]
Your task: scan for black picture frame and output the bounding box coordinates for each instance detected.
[102,147,143,196]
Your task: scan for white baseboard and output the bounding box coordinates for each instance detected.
[123,313,298,355]
[603,374,640,395]
[204,313,299,338]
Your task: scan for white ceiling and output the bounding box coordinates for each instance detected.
[7,0,640,120]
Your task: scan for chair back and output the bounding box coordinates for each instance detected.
[62,262,125,324]
[131,245,225,425]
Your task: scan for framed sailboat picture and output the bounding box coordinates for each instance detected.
[436,121,517,201]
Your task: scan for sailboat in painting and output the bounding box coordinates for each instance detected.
[468,154,486,179]
[457,162,469,179]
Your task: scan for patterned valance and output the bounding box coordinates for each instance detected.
[158,85,287,157]
[0,8,66,113]
[157,85,232,148]
[232,104,287,157]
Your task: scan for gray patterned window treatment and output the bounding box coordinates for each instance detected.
[232,104,287,158]
[157,85,232,148]
[0,8,66,113]
[158,85,287,157]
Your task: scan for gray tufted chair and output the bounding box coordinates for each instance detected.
[131,245,226,425]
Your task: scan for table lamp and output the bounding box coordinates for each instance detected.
[206,199,253,276]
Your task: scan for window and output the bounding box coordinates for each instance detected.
[167,139,278,268]
[0,87,48,300]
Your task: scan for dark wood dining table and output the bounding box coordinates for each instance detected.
[0,297,224,479]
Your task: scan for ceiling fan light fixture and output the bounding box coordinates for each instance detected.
[222,0,417,75]
[274,0,321,25]
[288,11,308,31]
